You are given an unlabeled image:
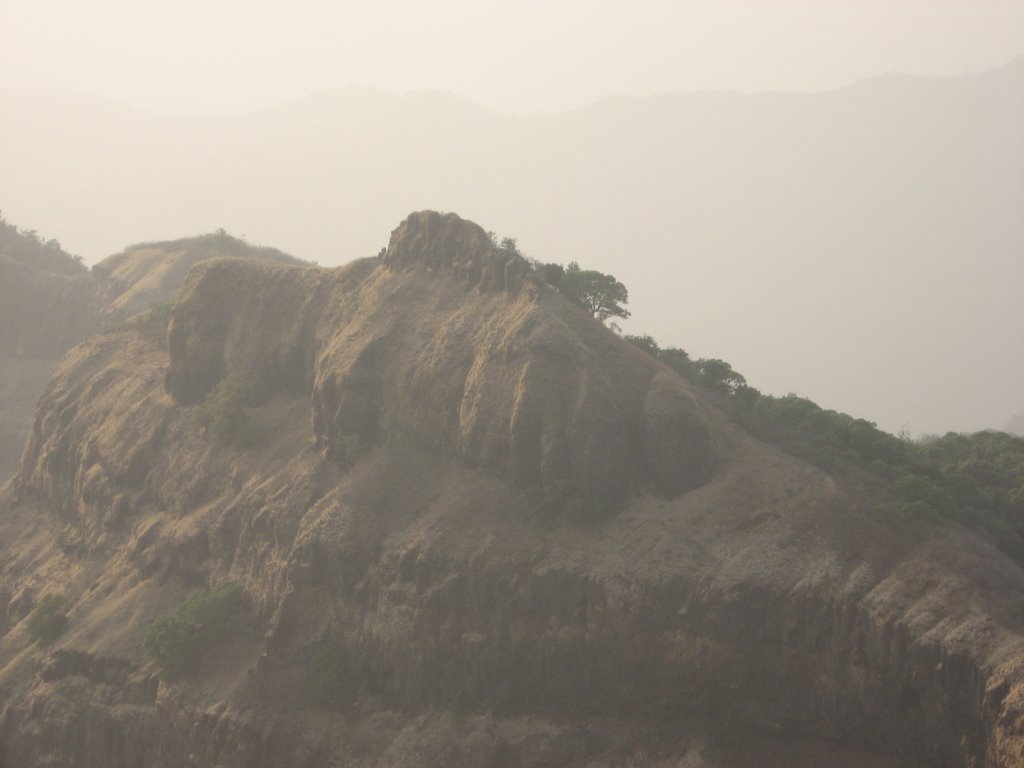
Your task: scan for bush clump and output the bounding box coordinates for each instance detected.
[26,594,68,645]
[142,582,247,677]
[189,373,251,444]
[132,300,175,342]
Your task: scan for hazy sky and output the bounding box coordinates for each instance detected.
[2,0,1022,437]
[2,0,1023,114]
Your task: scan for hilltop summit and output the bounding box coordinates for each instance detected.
[164,211,718,510]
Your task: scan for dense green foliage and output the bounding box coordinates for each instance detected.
[625,336,748,395]
[739,394,907,474]
[557,262,631,322]
[527,258,630,321]
[189,374,251,443]
[498,244,1022,549]
[624,334,1024,558]
[26,594,69,645]
[910,431,1024,530]
[494,237,631,323]
[0,212,86,276]
[142,583,247,677]
[746,400,1024,556]
[508,248,1023,551]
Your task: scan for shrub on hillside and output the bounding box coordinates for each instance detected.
[189,374,251,444]
[115,300,176,344]
[142,300,174,324]
[624,325,1024,559]
[142,582,247,677]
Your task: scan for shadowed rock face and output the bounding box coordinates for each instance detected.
[3,212,1024,768]
[166,211,718,508]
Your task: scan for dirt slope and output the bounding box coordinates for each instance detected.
[1,212,1024,767]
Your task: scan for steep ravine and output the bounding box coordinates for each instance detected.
[2,212,1024,767]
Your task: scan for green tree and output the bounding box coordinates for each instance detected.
[532,261,565,288]
[658,347,695,378]
[624,334,660,356]
[559,262,630,322]
[190,373,250,443]
[142,582,247,677]
[694,358,746,394]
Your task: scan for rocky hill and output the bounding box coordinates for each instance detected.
[0,228,303,481]
[1,212,1024,767]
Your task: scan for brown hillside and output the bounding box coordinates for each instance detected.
[1,212,1023,767]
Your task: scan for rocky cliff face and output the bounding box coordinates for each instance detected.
[2,212,1024,767]
[0,234,302,482]
[164,213,717,510]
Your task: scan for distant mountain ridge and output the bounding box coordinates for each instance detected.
[1,58,1021,437]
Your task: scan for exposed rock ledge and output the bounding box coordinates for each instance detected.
[381,210,530,292]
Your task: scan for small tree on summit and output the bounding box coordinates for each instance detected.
[517,246,630,324]
[624,334,660,356]
[694,358,747,394]
[499,236,520,255]
[559,262,630,322]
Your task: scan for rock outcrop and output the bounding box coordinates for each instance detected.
[165,211,718,507]
[2,212,1023,767]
